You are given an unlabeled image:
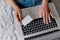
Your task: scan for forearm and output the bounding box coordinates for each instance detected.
[6,0,19,10]
[42,0,49,6]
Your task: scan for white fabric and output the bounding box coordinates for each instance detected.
[0,0,20,40]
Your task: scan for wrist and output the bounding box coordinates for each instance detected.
[13,5,20,10]
[42,0,49,6]
[42,4,49,7]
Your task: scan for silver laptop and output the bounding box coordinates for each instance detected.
[14,2,60,40]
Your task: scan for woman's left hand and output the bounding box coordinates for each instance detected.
[40,4,53,24]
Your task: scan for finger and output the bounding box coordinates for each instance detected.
[18,12,22,20]
[46,13,48,24]
[48,14,51,23]
[50,12,53,18]
[20,10,22,19]
[18,11,22,23]
[43,12,46,24]
[14,12,20,23]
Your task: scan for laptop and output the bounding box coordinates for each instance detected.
[13,2,60,40]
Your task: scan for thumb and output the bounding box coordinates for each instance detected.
[18,11,22,23]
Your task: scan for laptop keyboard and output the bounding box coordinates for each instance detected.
[22,18,58,36]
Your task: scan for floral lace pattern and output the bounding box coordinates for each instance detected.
[0,0,18,40]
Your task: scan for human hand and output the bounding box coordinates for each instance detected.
[40,4,53,24]
[14,6,22,24]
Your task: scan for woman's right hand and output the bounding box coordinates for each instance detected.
[14,6,22,23]
[6,0,22,23]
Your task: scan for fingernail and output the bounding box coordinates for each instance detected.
[46,21,48,24]
[43,21,45,24]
